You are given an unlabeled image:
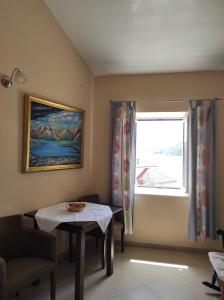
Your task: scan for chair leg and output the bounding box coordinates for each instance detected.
[121,228,124,253]
[50,271,56,300]
[101,238,106,269]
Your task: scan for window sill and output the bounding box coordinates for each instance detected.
[135,187,189,198]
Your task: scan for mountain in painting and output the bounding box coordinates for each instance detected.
[30,110,82,142]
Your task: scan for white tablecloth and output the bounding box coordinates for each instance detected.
[35,202,113,233]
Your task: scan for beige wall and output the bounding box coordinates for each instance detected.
[1,0,223,253]
[93,72,224,250]
[0,0,94,223]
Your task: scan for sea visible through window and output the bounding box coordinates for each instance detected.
[136,112,187,192]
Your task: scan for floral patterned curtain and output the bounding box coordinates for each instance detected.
[188,100,217,240]
[109,101,136,234]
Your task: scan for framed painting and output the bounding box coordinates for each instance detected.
[22,95,85,172]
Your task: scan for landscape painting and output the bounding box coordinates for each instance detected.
[22,95,84,172]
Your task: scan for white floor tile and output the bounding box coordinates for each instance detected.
[8,244,220,300]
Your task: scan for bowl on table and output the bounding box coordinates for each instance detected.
[66,202,86,212]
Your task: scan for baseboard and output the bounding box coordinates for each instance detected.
[58,240,216,260]
[122,240,215,253]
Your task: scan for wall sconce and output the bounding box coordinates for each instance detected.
[1,68,27,88]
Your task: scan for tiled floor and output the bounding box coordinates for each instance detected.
[10,243,221,300]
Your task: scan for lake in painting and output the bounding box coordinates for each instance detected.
[29,101,83,168]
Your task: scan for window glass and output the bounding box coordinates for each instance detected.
[136,118,184,189]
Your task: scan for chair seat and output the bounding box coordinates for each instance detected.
[209,252,224,281]
[7,257,54,295]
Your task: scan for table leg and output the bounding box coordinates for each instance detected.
[106,215,114,276]
[69,232,75,262]
[34,219,38,229]
[75,229,85,300]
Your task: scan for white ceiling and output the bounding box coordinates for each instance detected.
[44,0,224,76]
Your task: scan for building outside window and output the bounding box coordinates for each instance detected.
[136,112,188,194]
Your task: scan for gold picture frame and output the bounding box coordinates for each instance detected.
[22,95,85,173]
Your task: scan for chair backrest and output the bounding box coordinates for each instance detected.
[77,194,100,204]
[0,215,23,260]
[216,229,224,249]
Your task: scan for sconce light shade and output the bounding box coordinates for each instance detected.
[14,69,27,84]
[1,68,27,88]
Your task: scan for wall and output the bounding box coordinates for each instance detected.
[93,72,224,250]
[1,0,223,252]
[0,0,94,252]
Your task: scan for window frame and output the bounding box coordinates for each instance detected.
[135,113,188,196]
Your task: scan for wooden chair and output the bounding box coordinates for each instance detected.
[78,194,125,251]
[202,229,224,298]
[208,252,224,299]
[0,215,56,300]
[69,194,124,268]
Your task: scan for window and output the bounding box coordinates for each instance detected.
[136,112,187,194]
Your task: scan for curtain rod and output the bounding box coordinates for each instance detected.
[111,98,222,103]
